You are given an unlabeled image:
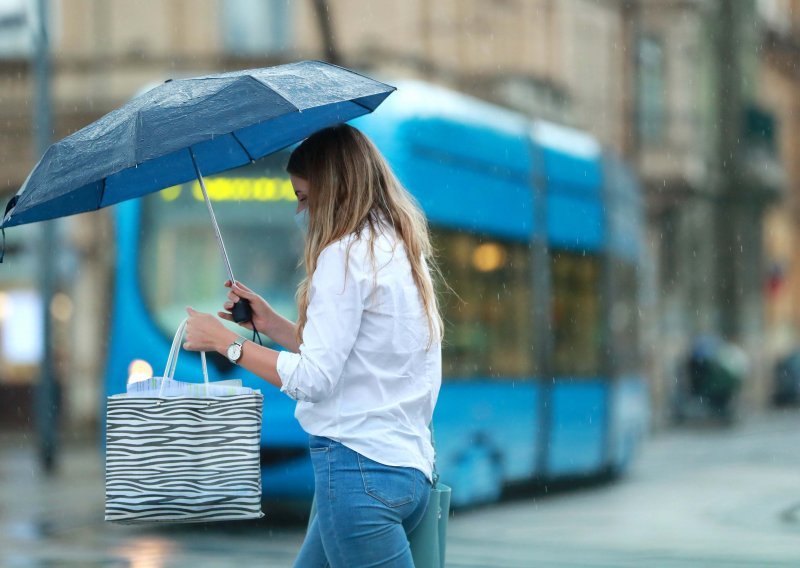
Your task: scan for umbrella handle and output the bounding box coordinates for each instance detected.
[232,298,253,324]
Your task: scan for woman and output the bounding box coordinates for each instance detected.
[184,123,444,567]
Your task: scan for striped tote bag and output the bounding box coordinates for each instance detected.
[105,319,265,523]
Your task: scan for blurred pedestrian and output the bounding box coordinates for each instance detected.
[184,124,444,567]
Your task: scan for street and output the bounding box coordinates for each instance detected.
[2,408,800,567]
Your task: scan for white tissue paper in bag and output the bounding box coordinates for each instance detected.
[110,377,257,399]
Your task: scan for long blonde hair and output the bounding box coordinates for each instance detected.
[287,124,444,350]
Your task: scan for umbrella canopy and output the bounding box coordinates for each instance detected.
[2,60,395,228]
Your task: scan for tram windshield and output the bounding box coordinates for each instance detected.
[138,152,304,342]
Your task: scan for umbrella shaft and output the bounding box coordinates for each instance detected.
[189,148,236,284]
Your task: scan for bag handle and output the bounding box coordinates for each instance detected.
[159,317,210,398]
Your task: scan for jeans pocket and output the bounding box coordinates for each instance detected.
[309,435,332,454]
[357,454,416,508]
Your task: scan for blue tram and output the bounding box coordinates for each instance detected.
[104,80,650,507]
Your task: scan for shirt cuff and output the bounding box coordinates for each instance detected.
[277,349,302,400]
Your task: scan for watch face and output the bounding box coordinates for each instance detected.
[227,343,242,362]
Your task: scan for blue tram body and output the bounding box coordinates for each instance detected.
[104,80,650,507]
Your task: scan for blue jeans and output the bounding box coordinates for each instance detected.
[294,435,432,568]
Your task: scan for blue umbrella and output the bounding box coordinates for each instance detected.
[2,60,395,321]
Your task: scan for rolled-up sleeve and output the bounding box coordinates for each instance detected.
[278,240,366,403]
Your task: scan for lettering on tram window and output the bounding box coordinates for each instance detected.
[161,185,182,202]
[159,177,297,203]
[433,228,535,381]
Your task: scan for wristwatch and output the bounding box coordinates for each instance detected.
[226,338,246,365]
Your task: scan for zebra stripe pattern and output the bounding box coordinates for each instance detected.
[105,393,265,524]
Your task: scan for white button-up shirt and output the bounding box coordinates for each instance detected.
[276,221,442,482]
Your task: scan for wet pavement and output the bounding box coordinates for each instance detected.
[0,430,304,567]
[2,408,800,567]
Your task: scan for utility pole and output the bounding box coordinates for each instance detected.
[33,0,58,473]
[311,0,341,65]
[713,0,759,342]
[621,0,641,163]
[714,0,745,342]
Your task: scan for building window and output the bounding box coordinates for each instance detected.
[0,0,63,60]
[221,0,291,56]
[637,36,666,144]
[0,0,30,59]
[433,229,535,380]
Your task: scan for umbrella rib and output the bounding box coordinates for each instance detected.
[97,177,107,209]
[245,75,300,114]
[231,132,256,163]
[309,60,397,93]
[350,98,374,113]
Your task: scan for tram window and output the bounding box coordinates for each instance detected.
[610,259,642,375]
[551,251,602,377]
[138,154,304,340]
[433,229,534,380]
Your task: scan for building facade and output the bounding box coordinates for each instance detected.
[759,0,800,399]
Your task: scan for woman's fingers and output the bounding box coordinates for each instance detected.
[231,283,255,300]
[222,282,260,327]
[224,280,254,293]
[227,289,256,303]
[217,311,253,330]
[234,281,254,293]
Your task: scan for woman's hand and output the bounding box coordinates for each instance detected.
[218,280,276,333]
[184,307,235,353]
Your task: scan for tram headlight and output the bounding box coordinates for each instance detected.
[128,359,154,384]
